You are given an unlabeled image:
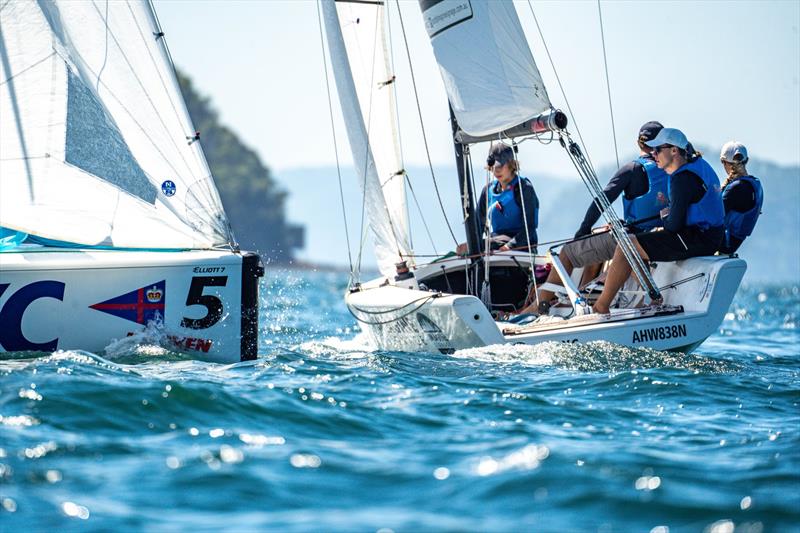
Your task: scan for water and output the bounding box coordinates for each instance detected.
[1,270,798,532]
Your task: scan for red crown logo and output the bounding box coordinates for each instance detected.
[146,286,163,303]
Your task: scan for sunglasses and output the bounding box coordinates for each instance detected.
[653,145,672,154]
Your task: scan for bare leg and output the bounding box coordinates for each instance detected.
[593,238,650,314]
[579,262,602,288]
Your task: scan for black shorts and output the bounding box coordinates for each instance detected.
[637,226,724,262]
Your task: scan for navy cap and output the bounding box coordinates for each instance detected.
[487,143,515,167]
[638,121,664,142]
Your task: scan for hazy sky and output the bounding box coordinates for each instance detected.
[154,0,800,266]
[157,0,799,173]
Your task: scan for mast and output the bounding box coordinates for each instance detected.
[450,105,480,257]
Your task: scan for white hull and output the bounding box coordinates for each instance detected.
[0,247,262,363]
[347,256,745,354]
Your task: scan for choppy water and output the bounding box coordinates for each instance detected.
[1,270,798,532]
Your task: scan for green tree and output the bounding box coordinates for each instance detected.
[177,71,303,261]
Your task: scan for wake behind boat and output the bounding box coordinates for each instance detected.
[0,1,262,362]
[321,0,746,353]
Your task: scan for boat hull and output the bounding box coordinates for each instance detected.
[347,256,746,354]
[0,248,262,363]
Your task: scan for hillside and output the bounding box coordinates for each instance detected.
[283,154,799,283]
[177,72,303,262]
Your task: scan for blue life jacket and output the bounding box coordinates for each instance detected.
[671,157,725,230]
[623,156,669,230]
[724,175,763,242]
[487,176,537,237]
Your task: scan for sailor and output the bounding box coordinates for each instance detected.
[519,121,670,314]
[593,128,725,314]
[456,143,539,255]
[575,120,669,238]
[717,141,763,254]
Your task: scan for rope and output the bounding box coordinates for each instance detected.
[561,134,660,300]
[145,3,237,248]
[597,0,620,170]
[316,0,354,277]
[526,0,594,169]
[659,273,705,292]
[395,0,458,246]
[403,172,439,254]
[509,140,538,308]
[480,165,492,307]
[347,293,439,325]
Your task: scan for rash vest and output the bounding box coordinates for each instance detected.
[671,157,725,230]
[623,157,669,230]
[724,175,763,241]
[487,176,536,236]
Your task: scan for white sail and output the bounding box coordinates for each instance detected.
[321,0,412,278]
[0,0,230,249]
[420,0,551,137]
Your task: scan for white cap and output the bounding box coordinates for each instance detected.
[644,127,689,150]
[720,141,748,163]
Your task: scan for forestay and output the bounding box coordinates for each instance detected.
[321,0,412,279]
[0,0,231,249]
[420,0,551,137]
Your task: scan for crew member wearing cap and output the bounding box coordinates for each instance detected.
[517,121,670,315]
[593,127,725,315]
[575,120,670,238]
[456,143,539,255]
[718,141,763,254]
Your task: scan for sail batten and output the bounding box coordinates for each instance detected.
[322,0,412,278]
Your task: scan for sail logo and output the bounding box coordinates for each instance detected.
[161,180,176,197]
[90,280,166,326]
[421,0,473,38]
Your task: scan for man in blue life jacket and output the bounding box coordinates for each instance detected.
[518,121,669,315]
[593,127,725,314]
[717,141,763,255]
[456,143,539,255]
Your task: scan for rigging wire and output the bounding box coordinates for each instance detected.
[145,2,237,247]
[394,0,459,247]
[525,0,594,170]
[507,139,539,309]
[404,172,440,255]
[526,0,659,303]
[597,0,620,170]
[315,0,354,278]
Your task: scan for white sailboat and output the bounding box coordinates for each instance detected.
[321,0,745,353]
[0,1,262,362]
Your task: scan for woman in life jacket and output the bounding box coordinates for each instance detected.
[455,143,539,255]
[717,141,763,254]
[593,127,726,315]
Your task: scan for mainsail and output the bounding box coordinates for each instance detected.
[420,0,551,137]
[0,0,231,249]
[321,0,412,278]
